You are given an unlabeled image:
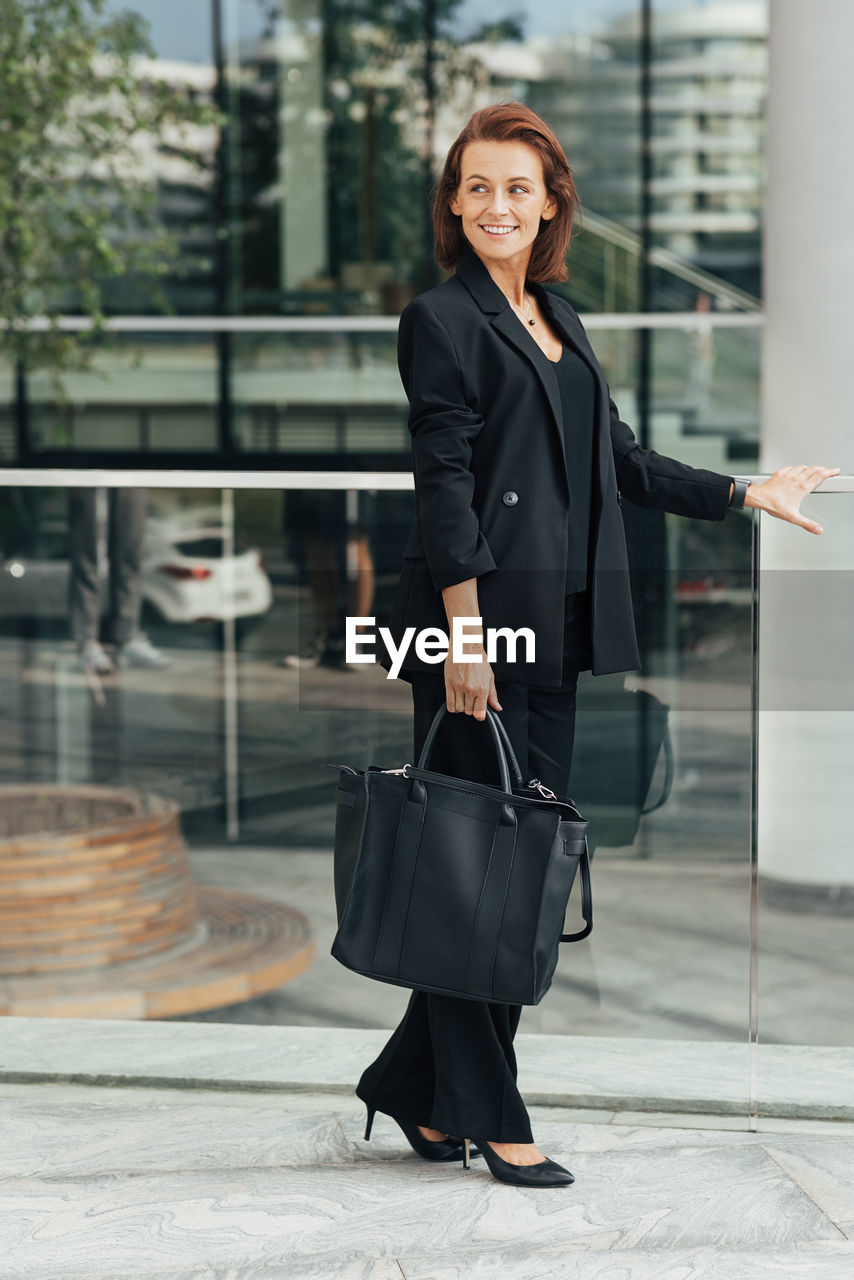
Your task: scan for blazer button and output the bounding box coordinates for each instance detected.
[502,490,519,507]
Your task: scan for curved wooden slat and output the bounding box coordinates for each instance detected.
[0,787,313,1017]
[0,889,314,1018]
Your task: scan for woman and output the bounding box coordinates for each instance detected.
[358,102,838,1188]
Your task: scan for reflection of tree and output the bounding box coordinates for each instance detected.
[321,2,430,287]
[470,18,525,41]
[0,0,218,385]
[229,55,281,308]
[320,1,524,291]
[235,1,528,302]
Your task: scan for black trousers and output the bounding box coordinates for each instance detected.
[355,591,592,1143]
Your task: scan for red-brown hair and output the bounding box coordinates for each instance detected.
[432,102,581,283]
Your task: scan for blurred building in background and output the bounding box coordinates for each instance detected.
[2,0,765,469]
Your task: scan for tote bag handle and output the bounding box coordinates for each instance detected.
[416,704,524,791]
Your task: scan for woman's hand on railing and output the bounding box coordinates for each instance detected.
[444,643,503,721]
[744,465,840,534]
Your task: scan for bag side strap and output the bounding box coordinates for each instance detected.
[640,719,674,815]
[560,836,593,943]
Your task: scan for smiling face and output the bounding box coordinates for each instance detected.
[448,139,557,270]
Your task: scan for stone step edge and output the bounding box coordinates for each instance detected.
[1,1021,853,1122]
[0,1068,842,1120]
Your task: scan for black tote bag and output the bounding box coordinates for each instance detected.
[323,705,592,1006]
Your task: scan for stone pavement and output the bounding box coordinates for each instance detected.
[2,1020,854,1279]
[3,1082,854,1280]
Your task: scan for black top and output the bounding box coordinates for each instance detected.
[537,342,597,594]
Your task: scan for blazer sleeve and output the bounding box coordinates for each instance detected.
[608,386,735,521]
[397,296,497,593]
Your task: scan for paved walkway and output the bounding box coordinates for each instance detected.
[3,1081,854,1279]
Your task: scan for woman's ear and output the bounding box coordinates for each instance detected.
[449,193,461,216]
[541,193,558,222]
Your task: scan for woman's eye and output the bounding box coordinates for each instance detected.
[470,185,528,194]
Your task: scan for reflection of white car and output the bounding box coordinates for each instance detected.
[1,509,273,628]
[142,514,273,624]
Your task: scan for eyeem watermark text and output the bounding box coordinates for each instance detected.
[344,616,535,679]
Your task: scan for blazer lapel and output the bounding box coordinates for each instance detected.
[454,242,609,502]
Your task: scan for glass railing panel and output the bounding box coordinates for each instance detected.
[522,509,754,1108]
[755,487,854,1127]
[0,470,753,1122]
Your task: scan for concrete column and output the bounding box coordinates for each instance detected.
[758,0,854,901]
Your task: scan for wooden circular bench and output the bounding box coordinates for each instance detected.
[0,785,314,1018]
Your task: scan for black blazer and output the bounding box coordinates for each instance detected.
[379,240,735,687]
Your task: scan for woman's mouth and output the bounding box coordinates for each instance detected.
[479,224,518,237]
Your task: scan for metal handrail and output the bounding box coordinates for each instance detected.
[2,312,764,334]
[577,208,763,313]
[0,469,413,489]
[1,470,852,491]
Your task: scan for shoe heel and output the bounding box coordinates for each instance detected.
[364,1106,376,1141]
[463,1137,471,1170]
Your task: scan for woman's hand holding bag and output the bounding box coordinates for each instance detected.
[440,578,503,721]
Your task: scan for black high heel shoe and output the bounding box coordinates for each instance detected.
[463,1137,574,1187]
[363,1105,479,1162]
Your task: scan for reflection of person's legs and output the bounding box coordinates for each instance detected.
[304,536,340,636]
[283,485,375,669]
[68,488,101,649]
[109,488,169,669]
[346,531,374,621]
[322,526,375,668]
[108,488,147,647]
[281,489,341,668]
[282,534,348,669]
